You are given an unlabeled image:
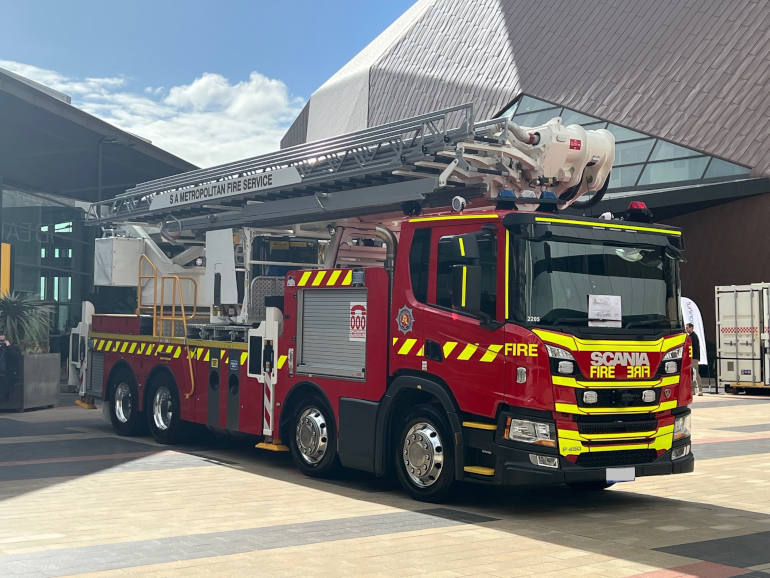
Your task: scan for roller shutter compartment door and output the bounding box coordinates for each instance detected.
[298,289,367,380]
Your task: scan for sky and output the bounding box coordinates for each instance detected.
[0,0,415,167]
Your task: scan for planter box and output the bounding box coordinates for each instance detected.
[0,353,59,411]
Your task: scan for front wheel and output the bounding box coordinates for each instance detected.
[108,370,143,436]
[146,377,183,444]
[394,405,455,502]
[289,395,339,477]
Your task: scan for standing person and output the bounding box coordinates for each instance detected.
[686,323,702,396]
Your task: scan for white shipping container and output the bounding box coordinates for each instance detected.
[715,284,770,391]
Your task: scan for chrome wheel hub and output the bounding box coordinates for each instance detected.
[295,407,328,465]
[402,422,444,488]
[114,383,132,424]
[152,385,173,431]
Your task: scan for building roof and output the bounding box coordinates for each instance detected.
[284,0,770,179]
[0,67,196,202]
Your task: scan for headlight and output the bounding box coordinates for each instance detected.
[545,345,574,361]
[505,417,556,447]
[674,414,691,440]
[662,346,683,361]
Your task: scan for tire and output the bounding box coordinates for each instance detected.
[394,404,455,502]
[146,375,183,444]
[289,394,339,477]
[567,481,615,491]
[107,369,143,436]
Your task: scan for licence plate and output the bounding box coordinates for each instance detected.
[606,467,635,482]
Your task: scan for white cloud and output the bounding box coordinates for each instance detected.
[0,60,304,167]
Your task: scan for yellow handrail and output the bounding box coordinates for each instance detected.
[158,275,197,399]
[137,254,158,336]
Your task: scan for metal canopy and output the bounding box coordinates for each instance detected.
[0,68,195,203]
[85,104,478,228]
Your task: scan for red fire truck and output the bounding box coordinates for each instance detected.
[77,104,694,500]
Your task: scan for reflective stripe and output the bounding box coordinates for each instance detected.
[461,266,467,307]
[145,344,154,355]
[312,270,326,286]
[326,270,342,286]
[504,230,510,320]
[277,355,287,369]
[341,270,353,285]
[173,346,182,359]
[204,350,210,361]
[392,337,398,346]
[534,329,688,353]
[555,400,677,415]
[479,344,503,363]
[138,343,145,354]
[112,341,120,352]
[458,237,465,257]
[196,347,204,360]
[398,339,418,355]
[457,343,478,361]
[104,341,112,352]
[443,342,458,358]
[129,342,137,354]
[416,345,424,357]
[409,214,499,223]
[240,352,248,365]
[558,425,675,456]
[534,216,681,236]
[463,421,497,431]
[298,271,312,286]
[120,342,129,353]
[552,375,680,389]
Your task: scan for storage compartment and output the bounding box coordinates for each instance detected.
[297,288,367,379]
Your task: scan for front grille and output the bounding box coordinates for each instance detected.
[577,416,657,435]
[576,388,660,408]
[576,449,657,467]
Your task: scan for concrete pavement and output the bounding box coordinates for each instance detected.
[0,392,769,577]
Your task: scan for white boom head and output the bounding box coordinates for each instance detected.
[441,116,615,210]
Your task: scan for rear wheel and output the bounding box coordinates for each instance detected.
[108,370,143,436]
[146,377,183,444]
[394,405,454,502]
[289,395,339,477]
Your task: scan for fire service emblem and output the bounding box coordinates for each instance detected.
[397,306,414,334]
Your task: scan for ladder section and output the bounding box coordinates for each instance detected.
[85,104,476,225]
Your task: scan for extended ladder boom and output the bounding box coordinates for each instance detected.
[85,103,614,232]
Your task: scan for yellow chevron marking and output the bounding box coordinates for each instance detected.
[129,342,137,354]
[104,341,113,352]
[277,355,287,369]
[443,341,458,358]
[173,346,181,359]
[220,349,226,358]
[326,269,342,286]
[417,345,424,357]
[479,344,503,362]
[457,343,478,361]
[398,338,417,355]
[298,271,312,286]
[196,347,204,360]
[138,343,145,354]
[165,345,173,354]
[204,350,210,362]
[120,342,128,353]
[312,270,327,286]
[94,340,103,351]
[240,352,248,365]
[112,341,120,352]
[392,337,398,346]
[342,270,352,285]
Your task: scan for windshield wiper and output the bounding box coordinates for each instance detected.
[624,317,670,329]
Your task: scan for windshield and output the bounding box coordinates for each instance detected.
[509,237,682,331]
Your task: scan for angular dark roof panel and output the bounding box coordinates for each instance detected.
[364,0,770,177]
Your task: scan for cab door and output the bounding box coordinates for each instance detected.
[394,222,506,419]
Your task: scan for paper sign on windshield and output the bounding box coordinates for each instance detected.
[588,294,622,328]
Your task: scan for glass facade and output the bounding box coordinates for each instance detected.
[0,187,94,346]
[500,95,751,191]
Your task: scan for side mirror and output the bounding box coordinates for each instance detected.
[451,264,481,313]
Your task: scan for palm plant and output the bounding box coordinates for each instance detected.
[0,292,52,352]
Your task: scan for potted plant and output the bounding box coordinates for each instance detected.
[0,292,59,410]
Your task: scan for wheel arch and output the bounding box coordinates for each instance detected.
[279,380,334,444]
[375,371,465,480]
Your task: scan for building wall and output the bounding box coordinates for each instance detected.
[664,192,770,352]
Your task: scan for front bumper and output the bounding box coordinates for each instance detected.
[462,414,693,486]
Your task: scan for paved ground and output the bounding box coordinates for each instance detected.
[1,392,769,577]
